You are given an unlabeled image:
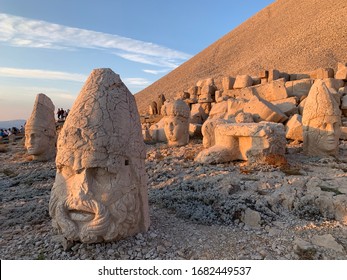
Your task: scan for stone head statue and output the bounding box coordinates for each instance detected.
[302,79,341,157]
[49,68,149,243]
[25,93,56,161]
[161,99,190,146]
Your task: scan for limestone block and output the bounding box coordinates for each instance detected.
[290,73,311,80]
[285,79,314,98]
[190,103,207,124]
[323,78,345,91]
[224,98,248,120]
[268,69,280,82]
[156,94,166,115]
[49,68,149,244]
[208,100,228,119]
[222,76,235,91]
[223,87,255,100]
[198,85,214,103]
[302,79,341,157]
[235,112,253,123]
[201,118,228,148]
[243,95,288,123]
[335,62,347,80]
[285,114,303,141]
[148,101,158,115]
[196,122,286,164]
[253,78,288,102]
[25,93,56,161]
[187,86,198,96]
[196,78,214,88]
[215,90,228,103]
[233,75,253,89]
[315,68,334,79]
[271,97,298,117]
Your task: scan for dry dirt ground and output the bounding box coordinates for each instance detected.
[1,139,347,260]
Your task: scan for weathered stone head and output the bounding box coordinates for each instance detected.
[25,93,56,161]
[302,79,341,157]
[161,99,190,146]
[49,68,149,243]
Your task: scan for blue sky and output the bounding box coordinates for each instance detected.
[0,0,274,121]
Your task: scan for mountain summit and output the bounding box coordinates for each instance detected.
[135,0,347,114]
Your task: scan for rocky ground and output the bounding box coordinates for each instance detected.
[1,139,347,260]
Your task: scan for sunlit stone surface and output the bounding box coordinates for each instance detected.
[302,79,341,157]
[161,99,190,146]
[49,68,149,243]
[25,93,56,161]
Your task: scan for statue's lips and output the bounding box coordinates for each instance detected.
[69,209,95,222]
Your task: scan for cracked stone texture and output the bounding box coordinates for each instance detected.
[49,68,149,243]
[302,79,341,157]
[195,122,286,164]
[25,93,56,161]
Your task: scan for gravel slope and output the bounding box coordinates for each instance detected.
[135,0,347,114]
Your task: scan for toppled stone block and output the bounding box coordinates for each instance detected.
[253,78,289,102]
[196,122,286,163]
[215,90,228,103]
[201,118,228,148]
[272,97,298,117]
[224,98,248,120]
[323,78,345,91]
[315,68,334,79]
[285,79,315,98]
[233,75,253,89]
[190,103,207,124]
[243,95,288,123]
[222,76,235,91]
[223,87,255,100]
[335,62,347,80]
[209,100,228,119]
[285,114,303,141]
[235,112,253,123]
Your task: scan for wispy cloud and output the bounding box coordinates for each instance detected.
[143,69,171,75]
[123,78,151,87]
[0,13,191,68]
[0,67,87,82]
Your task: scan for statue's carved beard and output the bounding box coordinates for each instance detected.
[49,185,141,243]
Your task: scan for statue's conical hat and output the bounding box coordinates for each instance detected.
[302,79,341,125]
[25,93,56,136]
[56,68,145,172]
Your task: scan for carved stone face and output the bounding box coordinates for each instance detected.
[50,161,141,243]
[49,68,149,244]
[25,128,55,161]
[304,115,341,156]
[164,116,189,146]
